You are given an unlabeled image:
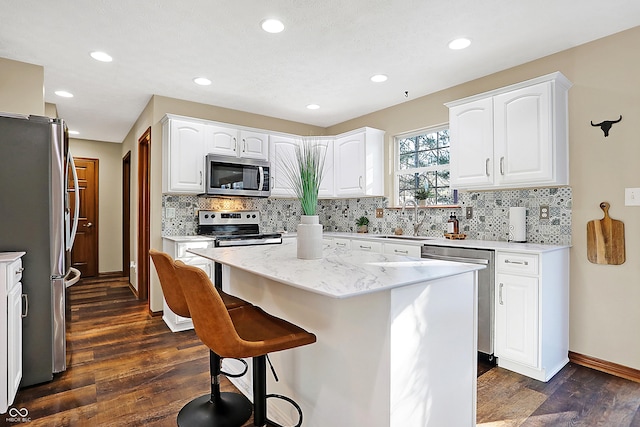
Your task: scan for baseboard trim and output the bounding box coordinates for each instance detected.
[569,351,640,383]
[128,282,139,298]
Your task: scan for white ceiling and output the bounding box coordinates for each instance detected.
[2,1,639,143]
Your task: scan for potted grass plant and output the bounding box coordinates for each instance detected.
[281,138,327,259]
[356,216,369,233]
[415,188,429,206]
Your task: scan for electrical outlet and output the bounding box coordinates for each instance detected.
[625,188,640,206]
[375,208,384,218]
[465,207,473,219]
[539,205,550,220]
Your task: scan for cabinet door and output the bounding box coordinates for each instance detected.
[495,273,539,368]
[205,125,239,157]
[8,282,22,406]
[239,131,269,160]
[269,135,298,197]
[168,120,205,193]
[335,132,365,196]
[317,138,335,197]
[493,81,552,186]
[449,98,494,189]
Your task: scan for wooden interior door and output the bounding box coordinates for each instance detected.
[70,157,99,278]
[137,128,151,302]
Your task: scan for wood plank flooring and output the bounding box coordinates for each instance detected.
[8,278,640,426]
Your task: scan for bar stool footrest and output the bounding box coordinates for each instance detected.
[265,394,303,427]
[221,357,249,378]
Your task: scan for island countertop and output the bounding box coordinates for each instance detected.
[189,239,483,299]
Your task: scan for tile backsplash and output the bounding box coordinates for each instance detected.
[162,186,571,245]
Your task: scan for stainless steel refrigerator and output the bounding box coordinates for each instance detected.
[0,113,80,386]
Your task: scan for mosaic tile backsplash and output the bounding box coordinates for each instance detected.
[162,186,571,245]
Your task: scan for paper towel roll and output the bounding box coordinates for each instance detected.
[509,207,527,242]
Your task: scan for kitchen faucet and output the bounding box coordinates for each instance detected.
[401,199,427,236]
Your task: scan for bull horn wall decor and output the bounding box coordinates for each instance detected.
[591,115,622,137]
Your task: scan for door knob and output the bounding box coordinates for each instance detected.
[85,222,93,227]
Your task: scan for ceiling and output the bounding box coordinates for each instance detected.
[2,1,639,143]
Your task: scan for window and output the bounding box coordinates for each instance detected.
[394,126,456,206]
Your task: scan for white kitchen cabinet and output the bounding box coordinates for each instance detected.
[269,135,335,198]
[1,252,25,415]
[206,125,269,161]
[334,128,384,197]
[162,116,206,194]
[269,135,298,197]
[494,248,569,382]
[383,242,421,258]
[161,238,215,331]
[351,240,382,253]
[447,72,571,190]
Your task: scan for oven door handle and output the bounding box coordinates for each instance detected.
[421,252,489,265]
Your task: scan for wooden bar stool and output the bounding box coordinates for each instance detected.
[149,249,253,427]
[174,260,317,427]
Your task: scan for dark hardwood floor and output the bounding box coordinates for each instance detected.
[7,278,640,426]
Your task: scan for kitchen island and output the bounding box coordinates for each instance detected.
[190,240,484,427]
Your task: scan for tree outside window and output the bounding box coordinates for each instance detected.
[395,126,456,206]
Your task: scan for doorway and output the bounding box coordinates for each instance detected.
[122,151,131,280]
[137,128,151,302]
[70,157,99,278]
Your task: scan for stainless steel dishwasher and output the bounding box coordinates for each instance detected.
[421,245,495,359]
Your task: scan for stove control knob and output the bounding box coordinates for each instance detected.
[252,214,256,218]
[204,214,209,219]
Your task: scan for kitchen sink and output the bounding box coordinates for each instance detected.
[368,235,434,241]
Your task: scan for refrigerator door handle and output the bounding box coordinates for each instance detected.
[65,267,81,288]
[67,153,80,249]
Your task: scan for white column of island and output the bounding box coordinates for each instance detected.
[190,240,484,427]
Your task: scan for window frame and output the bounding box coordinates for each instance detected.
[393,124,456,207]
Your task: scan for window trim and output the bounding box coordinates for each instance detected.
[393,123,453,207]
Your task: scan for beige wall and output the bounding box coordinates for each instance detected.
[0,57,44,115]
[326,27,640,370]
[70,138,124,274]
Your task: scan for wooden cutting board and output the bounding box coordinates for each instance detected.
[587,202,625,265]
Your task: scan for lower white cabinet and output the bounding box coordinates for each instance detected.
[1,252,25,415]
[494,249,569,382]
[351,240,382,253]
[161,238,214,332]
[383,242,421,258]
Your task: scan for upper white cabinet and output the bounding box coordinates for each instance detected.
[447,72,572,190]
[269,135,298,197]
[162,114,384,198]
[334,128,384,197]
[162,117,206,194]
[206,125,269,161]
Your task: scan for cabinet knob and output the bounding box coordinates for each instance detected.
[499,283,504,305]
[500,157,505,175]
[22,293,29,318]
[485,158,490,176]
[15,267,24,274]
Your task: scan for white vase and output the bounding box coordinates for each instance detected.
[297,215,323,259]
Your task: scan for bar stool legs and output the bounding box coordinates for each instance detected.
[177,350,253,427]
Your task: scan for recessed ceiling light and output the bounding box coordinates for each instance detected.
[55,90,74,98]
[68,130,80,135]
[448,38,471,50]
[90,51,113,62]
[371,74,388,83]
[193,77,212,86]
[306,104,320,110]
[261,18,285,33]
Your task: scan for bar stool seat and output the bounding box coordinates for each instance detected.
[174,260,316,426]
[149,249,253,427]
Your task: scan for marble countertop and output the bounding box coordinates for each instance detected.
[189,240,483,299]
[162,235,216,242]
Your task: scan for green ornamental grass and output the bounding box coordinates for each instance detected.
[281,139,327,216]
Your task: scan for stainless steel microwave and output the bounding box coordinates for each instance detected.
[205,154,271,197]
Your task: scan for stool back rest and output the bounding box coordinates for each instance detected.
[149,249,191,318]
[174,260,243,357]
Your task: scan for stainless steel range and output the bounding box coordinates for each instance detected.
[197,210,282,287]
